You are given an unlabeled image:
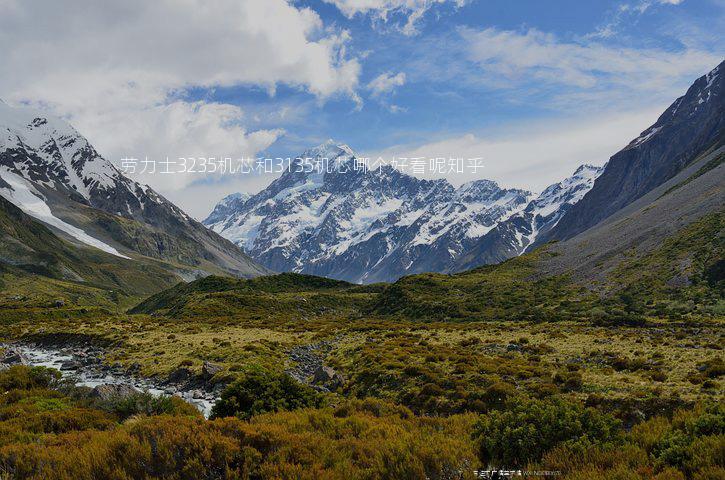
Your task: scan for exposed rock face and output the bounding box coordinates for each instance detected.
[90,383,139,401]
[540,60,724,244]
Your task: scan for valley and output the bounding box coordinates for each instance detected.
[0,39,721,480]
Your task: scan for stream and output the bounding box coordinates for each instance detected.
[4,344,217,418]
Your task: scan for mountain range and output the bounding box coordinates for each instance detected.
[205,60,723,284]
[0,59,721,297]
[203,143,602,283]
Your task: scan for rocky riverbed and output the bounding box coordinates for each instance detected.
[0,341,220,417]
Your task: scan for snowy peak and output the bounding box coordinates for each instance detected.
[205,142,539,283]
[301,139,354,160]
[450,163,604,273]
[0,101,267,277]
[204,192,252,226]
[0,101,137,207]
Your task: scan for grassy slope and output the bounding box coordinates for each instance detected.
[131,210,722,323]
[0,196,193,311]
[129,272,376,319]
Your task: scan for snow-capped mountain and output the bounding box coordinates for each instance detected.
[450,164,603,272]
[205,141,601,283]
[204,192,252,226]
[0,100,267,278]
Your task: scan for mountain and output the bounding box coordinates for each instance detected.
[539,60,724,244]
[0,100,269,286]
[0,193,189,307]
[204,192,251,226]
[451,164,603,272]
[204,141,599,283]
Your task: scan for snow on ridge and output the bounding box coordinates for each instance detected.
[0,167,130,259]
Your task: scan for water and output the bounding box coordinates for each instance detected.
[9,344,216,418]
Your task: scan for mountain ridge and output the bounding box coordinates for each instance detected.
[538,59,724,245]
[0,101,270,283]
[204,141,600,283]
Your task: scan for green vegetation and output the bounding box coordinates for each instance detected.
[473,397,622,467]
[211,370,322,420]
[0,207,721,478]
[0,367,476,480]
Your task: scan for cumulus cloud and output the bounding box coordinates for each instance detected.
[0,0,361,197]
[325,0,468,35]
[367,72,407,97]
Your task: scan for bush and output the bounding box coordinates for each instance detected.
[0,366,61,391]
[472,398,622,467]
[210,371,322,420]
[99,392,201,420]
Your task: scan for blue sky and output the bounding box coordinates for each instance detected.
[210,0,723,156]
[1,0,723,217]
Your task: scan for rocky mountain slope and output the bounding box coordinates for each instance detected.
[539,59,724,244]
[539,146,723,288]
[0,194,184,305]
[451,164,603,272]
[0,100,269,281]
[205,142,600,283]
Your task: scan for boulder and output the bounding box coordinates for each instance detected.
[168,367,192,384]
[201,361,222,379]
[90,383,139,401]
[60,360,82,371]
[312,366,344,390]
[1,348,28,366]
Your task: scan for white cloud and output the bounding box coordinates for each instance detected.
[590,0,686,38]
[368,107,669,192]
[0,0,361,199]
[367,72,407,97]
[325,0,467,35]
[462,27,721,105]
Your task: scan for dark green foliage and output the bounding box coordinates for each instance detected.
[211,371,322,420]
[97,391,201,421]
[650,404,725,475]
[472,398,621,467]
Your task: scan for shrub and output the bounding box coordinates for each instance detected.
[472,398,621,467]
[0,366,61,391]
[211,371,322,420]
[99,392,201,421]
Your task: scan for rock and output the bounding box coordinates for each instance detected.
[202,361,222,379]
[60,360,82,371]
[312,366,344,390]
[168,367,192,384]
[1,348,28,366]
[90,384,139,401]
[127,362,141,373]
